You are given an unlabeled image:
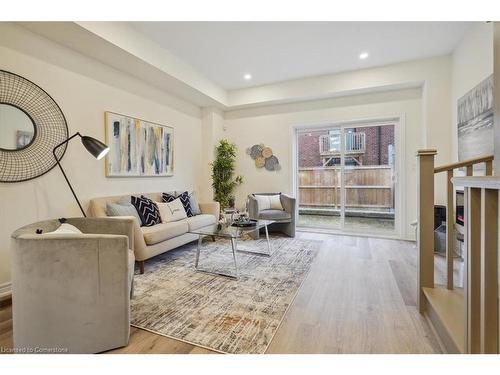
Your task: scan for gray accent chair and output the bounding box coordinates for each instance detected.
[11,217,135,354]
[248,193,296,237]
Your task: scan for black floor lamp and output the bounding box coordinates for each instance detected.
[53,132,109,217]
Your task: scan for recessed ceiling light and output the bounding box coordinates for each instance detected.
[359,52,369,60]
[243,73,252,80]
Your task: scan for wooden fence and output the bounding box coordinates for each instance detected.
[298,165,394,209]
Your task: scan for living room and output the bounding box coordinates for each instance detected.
[1,1,500,372]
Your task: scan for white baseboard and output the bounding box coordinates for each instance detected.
[0,282,12,299]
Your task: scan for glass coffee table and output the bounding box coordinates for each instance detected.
[189,220,274,279]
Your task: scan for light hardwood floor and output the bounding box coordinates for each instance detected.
[0,232,442,354]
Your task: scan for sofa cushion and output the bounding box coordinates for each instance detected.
[157,199,187,223]
[269,194,284,210]
[189,191,201,215]
[163,191,194,217]
[106,202,141,223]
[186,214,216,231]
[141,221,189,245]
[254,194,271,211]
[259,209,291,221]
[42,223,82,235]
[131,195,162,227]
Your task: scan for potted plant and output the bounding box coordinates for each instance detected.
[211,139,243,210]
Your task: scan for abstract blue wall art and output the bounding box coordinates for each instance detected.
[105,111,174,177]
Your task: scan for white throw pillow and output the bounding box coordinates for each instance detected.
[43,223,82,235]
[157,199,187,223]
[268,194,284,210]
[254,195,271,211]
[156,202,171,222]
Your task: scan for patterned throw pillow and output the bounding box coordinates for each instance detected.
[162,192,176,203]
[131,195,161,227]
[162,191,194,217]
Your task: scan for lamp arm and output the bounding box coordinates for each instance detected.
[53,132,86,217]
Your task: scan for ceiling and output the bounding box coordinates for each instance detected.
[129,21,474,90]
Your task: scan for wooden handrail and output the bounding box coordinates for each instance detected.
[416,149,498,353]
[416,149,437,312]
[434,155,494,174]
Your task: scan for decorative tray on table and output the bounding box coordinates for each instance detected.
[231,218,258,227]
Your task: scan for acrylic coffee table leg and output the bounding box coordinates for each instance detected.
[264,223,272,255]
[194,234,238,280]
[231,237,239,278]
[236,224,272,257]
[195,234,202,268]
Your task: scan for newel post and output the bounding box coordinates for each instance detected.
[417,149,437,313]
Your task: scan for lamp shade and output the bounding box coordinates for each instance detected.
[81,136,109,160]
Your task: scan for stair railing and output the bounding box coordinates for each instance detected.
[416,150,496,353]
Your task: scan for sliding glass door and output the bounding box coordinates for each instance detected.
[296,122,398,236]
[297,127,342,229]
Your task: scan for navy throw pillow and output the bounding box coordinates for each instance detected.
[131,195,161,227]
[162,191,193,217]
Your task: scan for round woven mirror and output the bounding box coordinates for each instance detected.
[0,70,68,182]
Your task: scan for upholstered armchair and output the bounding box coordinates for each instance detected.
[247,193,296,237]
[11,217,135,354]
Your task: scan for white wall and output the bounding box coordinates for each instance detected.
[228,56,453,167]
[226,56,453,214]
[224,88,422,240]
[0,26,203,290]
[495,23,500,174]
[451,22,494,161]
[199,107,225,202]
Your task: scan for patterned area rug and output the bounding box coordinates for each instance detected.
[130,236,320,354]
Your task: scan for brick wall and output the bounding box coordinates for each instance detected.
[298,125,394,167]
[358,125,394,165]
[298,132,323,167]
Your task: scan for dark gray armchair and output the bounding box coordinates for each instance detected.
[247,193,296,237]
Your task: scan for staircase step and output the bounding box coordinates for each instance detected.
[423,286,465,353]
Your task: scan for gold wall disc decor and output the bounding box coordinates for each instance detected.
[255,157,265,168]
[247,143,280,171]
[262,147,273,158]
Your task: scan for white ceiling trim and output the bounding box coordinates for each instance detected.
[20,21,228,107]
[16,22,463,110]
[226,55,451,108]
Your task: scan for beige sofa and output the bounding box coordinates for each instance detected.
[88,192,220,273]
[11,217,135,353]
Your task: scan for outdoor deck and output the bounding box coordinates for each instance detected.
[298,214,395,233]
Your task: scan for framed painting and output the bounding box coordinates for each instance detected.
[457,74,494,167]
[105,111,174,177]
